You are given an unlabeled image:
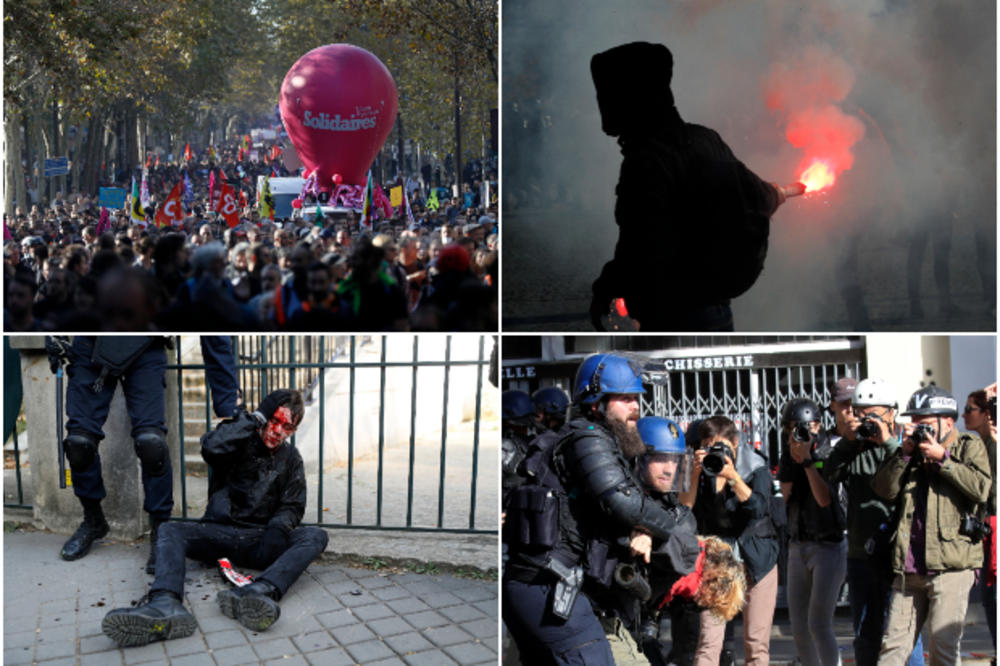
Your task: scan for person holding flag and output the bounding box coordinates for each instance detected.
[260,178,276,222]
[130,176,147,227]
[360,170,375,231]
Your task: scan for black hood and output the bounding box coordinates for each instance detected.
[591,42,680,137]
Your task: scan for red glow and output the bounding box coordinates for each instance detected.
[799,159,836,193]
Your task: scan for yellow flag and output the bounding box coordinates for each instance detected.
[390,186,403,208]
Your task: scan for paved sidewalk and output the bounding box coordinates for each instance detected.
[5,529,498,665]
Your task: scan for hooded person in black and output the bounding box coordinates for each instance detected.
[589,42,805,331]
[101,389,329,647]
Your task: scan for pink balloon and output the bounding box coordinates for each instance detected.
[332,173,343,186]
[280,44,398,188]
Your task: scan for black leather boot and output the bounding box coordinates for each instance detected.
[101,590,197,647]
[145,518,165,575]
[60,499,109,561]
[217,580,281,631]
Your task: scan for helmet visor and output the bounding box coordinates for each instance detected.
[641,451,691,494]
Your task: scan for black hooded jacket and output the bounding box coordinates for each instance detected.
[200,411,307,534]
[590,42,782,324]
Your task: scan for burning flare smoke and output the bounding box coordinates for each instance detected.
[764,45,865,193]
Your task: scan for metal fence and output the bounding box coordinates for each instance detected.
[643,360,865,464]
[6,335,497,536]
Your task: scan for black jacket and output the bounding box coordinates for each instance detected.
[200,412,306,534]
[692,463,779,585]
[591,43,781,324]
[778,432,845,543]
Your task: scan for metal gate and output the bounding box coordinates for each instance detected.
[643,360,864,464]
[5,335,497,537]
[172,335,496,535]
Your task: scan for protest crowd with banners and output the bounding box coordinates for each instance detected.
[3,135,498,333]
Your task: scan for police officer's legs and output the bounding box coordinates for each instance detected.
[61,338,119,560]
[200,336,240,418]
[122,346,171,573]
[502,578,613,665]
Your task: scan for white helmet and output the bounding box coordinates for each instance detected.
[852,378,897,409]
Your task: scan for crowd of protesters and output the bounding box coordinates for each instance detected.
[3,141,498,332]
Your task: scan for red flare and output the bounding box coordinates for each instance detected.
[799,159,836,193]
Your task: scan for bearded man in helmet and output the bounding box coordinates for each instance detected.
[872,385,992,665]
[502,353,696,664]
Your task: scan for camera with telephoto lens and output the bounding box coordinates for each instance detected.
[702,443,732,477]
[793,423,813,443]
[911,423,935,444]
[856,417,880,441]
[959,514,992,544]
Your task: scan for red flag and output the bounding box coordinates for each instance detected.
[208,169,216,209]
[145,153,152,169]
[96,206,110,235]
[155,181,185,228]
[154,154,161,168]
[238,189,248,209]
[217,181,240,228]
[184,142,193,162]
[238,147,245,162]
[270,144,282,161]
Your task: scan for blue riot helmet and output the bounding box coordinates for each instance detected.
[502,390,537,427]
[532,386,570,429]
[636,416,691,493]
[572,353,645,408]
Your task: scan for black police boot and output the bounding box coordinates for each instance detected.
[60,499,109,561]
[101,590,197,647]
[145,518,165,575]
[217,580,281,631]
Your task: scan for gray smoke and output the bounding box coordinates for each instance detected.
[502,0,995,330]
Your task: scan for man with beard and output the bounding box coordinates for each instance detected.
[589,42,805,331]
[503,353,692,664]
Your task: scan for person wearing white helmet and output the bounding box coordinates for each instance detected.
[872,385,992,665]
[821,378,925,666]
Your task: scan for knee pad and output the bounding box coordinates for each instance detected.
[64,432,99,473]
[134,429,169,476]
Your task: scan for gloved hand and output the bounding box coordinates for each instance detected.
[256,525,290,564]
[45,336,72,374]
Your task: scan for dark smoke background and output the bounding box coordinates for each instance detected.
[501,0,996,331]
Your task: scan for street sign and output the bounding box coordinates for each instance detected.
[43,157,69,177]
[98,187,127,209]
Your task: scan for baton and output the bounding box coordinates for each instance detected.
[56,366,66,489]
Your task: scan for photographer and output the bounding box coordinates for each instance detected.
[678,416,779,666]
[872,386,992,665]
[963,387,997,656]
[776,399,845,666]
[821,378,924,666]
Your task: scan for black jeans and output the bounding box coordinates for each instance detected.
[150,522,328,599]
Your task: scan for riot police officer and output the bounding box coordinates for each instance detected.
[47,336,172,573]
[502,389,538,508]
[532,386,570,432]
[503,353,693,664]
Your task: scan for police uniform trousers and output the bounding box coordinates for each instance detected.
[150,522,329,599]
[502,577,615,665]
[200,336,239,418]
[64,337,172,519]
